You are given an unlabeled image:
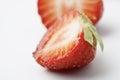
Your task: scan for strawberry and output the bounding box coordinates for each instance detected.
[38,0,103,29]
[33,10,103,70]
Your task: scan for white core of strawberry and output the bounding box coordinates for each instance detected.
[62,0,80,8]
[54,0,83,18]
[42,17,82,53]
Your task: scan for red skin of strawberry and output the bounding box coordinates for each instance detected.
[33,32,96,70]
[38,0,103,29]
[33,10,97,70]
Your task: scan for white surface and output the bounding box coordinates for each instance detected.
[0,0,120,80]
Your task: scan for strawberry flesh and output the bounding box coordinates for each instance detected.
[33,10,97,70]
[38,0,103,28]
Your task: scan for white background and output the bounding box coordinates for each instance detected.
[0,0,120,80]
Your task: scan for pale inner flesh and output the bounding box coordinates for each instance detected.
[42,17,82,57]
[55,0,83,17]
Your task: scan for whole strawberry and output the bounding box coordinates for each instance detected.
[33,10,103,70]
[38,0,103,28]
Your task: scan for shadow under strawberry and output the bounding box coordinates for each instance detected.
[46,56,110,79]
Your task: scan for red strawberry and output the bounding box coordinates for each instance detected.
[38,0,103,29]
[33,10,103,70]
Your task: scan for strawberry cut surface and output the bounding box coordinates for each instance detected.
[33,10,103,70]
[38,0,103,28]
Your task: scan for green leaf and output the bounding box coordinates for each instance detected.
[89,27,104,51]
[84,28,93,46]
[79,13,104,51]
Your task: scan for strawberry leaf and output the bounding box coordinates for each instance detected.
[84,28,93,46]
[89,26,104,51]
[79,13,104,51]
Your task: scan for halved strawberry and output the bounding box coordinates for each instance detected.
[33,10,103,70]
[38,0,103,28]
